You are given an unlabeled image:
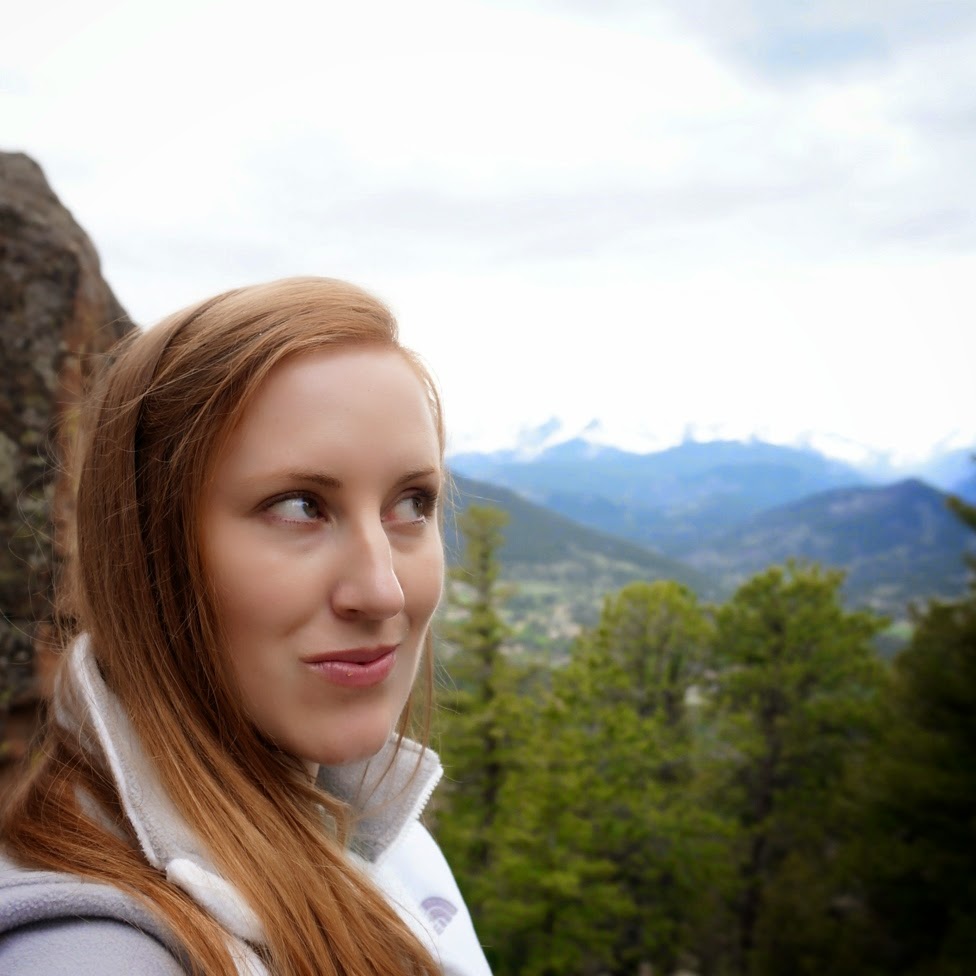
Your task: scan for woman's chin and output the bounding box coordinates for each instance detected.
[297,726,395,769]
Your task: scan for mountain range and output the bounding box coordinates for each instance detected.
[448,433,976,622]
[451,416,976,491]
[453,437,870,555]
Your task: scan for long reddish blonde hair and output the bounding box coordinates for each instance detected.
[2,277,444,976]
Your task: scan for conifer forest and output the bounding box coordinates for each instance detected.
[431,498,976,976]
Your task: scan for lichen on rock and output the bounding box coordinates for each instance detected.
[0,152,134,778]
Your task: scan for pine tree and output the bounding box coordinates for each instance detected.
[486,580,730,976]
[853,487,976,975]
[708,563,886,975]
[589,580,713,725]
[433,504,536,962]
[438,505,510,854]
[586,582,731,975]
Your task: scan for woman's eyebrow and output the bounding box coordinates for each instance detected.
[393,467,441,489]
[269,471,343,490]
[256,468,440,491]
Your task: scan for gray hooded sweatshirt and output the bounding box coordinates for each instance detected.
[0,639,491,976]
[0,860,190,974]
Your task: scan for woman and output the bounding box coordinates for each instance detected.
[0,278,491,976]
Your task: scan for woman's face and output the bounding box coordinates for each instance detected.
[200,346,444,767]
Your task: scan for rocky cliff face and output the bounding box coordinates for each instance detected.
[0,152,134,775]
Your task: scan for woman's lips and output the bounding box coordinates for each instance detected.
[302,645,398,687]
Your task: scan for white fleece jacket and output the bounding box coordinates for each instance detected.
[0,639,491,976]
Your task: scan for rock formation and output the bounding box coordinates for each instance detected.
[0,152,134,780]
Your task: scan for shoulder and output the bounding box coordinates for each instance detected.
[380,820,458,890]
[0,916,188,976]
[0,855,190,975]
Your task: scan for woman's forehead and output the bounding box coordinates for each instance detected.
[212,346,442,483]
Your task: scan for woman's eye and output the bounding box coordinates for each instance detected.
[266,494,322,522]
[387,493,432,524]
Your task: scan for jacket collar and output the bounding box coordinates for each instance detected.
[317,736,442,865]
[56,636,441,947]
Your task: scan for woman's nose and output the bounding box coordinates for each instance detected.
[330,520,405,621]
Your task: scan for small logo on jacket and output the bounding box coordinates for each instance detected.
[421,895,458,934]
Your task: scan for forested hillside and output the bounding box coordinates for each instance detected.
[446,474,719,655]
[433,498,976,976]
[682,479,974,614]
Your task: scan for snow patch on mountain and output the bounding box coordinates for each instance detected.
[447,416,675,459]
[447,416,975,487]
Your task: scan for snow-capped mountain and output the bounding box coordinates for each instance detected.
[448,417,974,491]
[447,416,673,460]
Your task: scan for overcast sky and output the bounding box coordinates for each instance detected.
[4,0,975,463]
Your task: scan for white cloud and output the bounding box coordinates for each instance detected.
[2,0,974,460]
